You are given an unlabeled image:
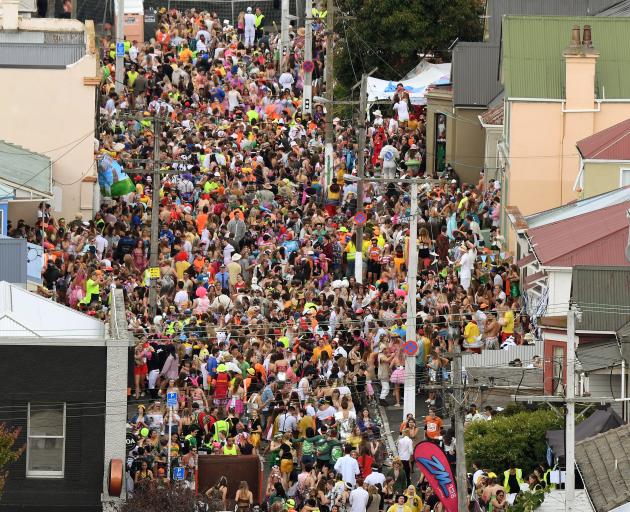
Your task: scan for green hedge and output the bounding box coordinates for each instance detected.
[464,409,563,474]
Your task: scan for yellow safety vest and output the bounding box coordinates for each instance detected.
[312,8,327,18]
[254,13,265,27]
[503,468,524,493]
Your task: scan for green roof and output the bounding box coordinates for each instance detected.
[502,16,630,99]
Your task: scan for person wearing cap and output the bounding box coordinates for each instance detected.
[243,7,256,47]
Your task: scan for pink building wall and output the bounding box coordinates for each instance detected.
[506,101,630,216]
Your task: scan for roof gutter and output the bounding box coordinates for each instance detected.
[507,97,563,103]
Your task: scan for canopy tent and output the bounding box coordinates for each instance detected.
[546,407,624,461]
[367,63,451,105]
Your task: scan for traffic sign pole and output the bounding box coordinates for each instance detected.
[166,392,177,480]
[167,405,172,480]
[403,181,419,419]
[302,0,313,114]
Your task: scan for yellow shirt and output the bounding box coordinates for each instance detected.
[502,310,515,334]
[464,322,481,346]
[175,260,191,280]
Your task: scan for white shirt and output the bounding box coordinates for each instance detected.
[277,412,297,433]
[174,290,189,309]
[379,145,399,167]
[364,471,386,486]
[244,12,256,30]
[349,486,370,512]
[94,234,108,259]
[297,377,310,400]
[334,454,360,486]
[129,45,139,62]
[393,100,409,122]
[279,72,294,90]
[397,435,413,461]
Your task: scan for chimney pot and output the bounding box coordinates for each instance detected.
[570,25,581,47]
[582,25,593,47]
[2,0,20,31]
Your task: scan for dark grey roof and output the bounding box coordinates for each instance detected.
[452,43,502,107]
[575,424,630,512]
[571,266,630,332]
[0,30,85,68]
[547,407,624,460]
[597,0,630,16]
[484,0,621,43]
[618,321,630,361]
[576,339,622,372]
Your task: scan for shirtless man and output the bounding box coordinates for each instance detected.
[484,311,501,350]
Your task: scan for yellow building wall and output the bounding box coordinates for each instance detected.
[582,161,626,198]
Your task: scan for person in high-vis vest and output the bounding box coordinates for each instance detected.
[254,7,265,41]
[503,465,524,494]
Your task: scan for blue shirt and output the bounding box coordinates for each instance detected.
[261,385,274,411]
[207,356,218,379]
[215,271,229,290]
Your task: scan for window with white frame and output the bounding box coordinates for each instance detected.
[26,403,66,478]
[621,169,630,188]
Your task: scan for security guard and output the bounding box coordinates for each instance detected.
[503,464,524,494]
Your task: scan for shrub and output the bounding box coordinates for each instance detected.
[464,409,563,474]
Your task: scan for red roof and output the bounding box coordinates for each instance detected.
[480,105,504,126]
[576,118,630,160]
[528,201,630,267]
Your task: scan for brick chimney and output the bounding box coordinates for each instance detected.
[563,24,600,109]
[2,0,19,31]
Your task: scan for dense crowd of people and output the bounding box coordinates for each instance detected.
[23,5,540,511]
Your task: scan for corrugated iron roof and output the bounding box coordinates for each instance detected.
[576,118,630,159]
[571,266,630,331]
[525,186,630,229]
[576,338,621,371]
[596,0,630,16]
[0,140,52,196]
[452,43,503,107]
[484,0,619,43]
[502,16,630,99]
[529,201,630,266]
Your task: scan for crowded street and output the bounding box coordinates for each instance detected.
[2,1,630,512]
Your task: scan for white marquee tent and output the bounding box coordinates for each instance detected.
[366,62,451,105]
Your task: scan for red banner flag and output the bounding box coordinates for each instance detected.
[413,442,458,512]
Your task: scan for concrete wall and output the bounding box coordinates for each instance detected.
[0,53,97,222]
[582,161,628,198]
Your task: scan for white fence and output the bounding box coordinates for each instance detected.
[461,339,544,369]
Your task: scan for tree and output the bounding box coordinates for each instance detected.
[334,0,484,90]
[121,480,215,512]
[0,424,24,500]
[464,409,563,474]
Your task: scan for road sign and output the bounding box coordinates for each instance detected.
[126,432,137,452]
[173,467,185,481]
[354,212,367,226]
[302,60,315,73]
[149,267,160,278]
[116,42,125,57]
[403,340,419,357]
[166,392,178,407]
